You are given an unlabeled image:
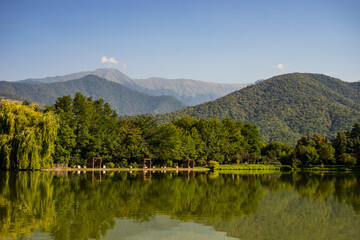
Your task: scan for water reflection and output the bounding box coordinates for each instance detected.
[0,171,359,239]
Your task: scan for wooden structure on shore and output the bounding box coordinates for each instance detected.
[138,158,152,168]
[183,159,194,168]
[86,157,102,168]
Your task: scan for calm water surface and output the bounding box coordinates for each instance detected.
[0,170,360,240]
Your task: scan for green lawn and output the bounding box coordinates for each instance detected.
[214,164,281,171]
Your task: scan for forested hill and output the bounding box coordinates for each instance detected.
[155,73,360,144]
[0,75,187,115]
[0,91,30,102]
[17,68,250,105]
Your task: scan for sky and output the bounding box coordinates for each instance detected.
[0,0,359,83]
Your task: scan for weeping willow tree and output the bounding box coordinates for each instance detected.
[0,100,58,169]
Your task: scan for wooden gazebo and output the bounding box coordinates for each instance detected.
[138,158,152,168]
[86,157,102,168]
[183,159,194,168]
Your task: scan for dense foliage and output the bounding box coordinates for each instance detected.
[261,124,360,167]
[0,100,58,169]
[49,93,262,167]
[0,75,187,115]
[156,73,360,145]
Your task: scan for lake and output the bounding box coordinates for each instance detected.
[0,170,359,239]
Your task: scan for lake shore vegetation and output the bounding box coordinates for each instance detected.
[0,94,359,170]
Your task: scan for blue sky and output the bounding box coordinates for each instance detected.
[0,0,359,83]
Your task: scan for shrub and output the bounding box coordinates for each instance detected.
[107,162,115,168]
[338,153,357,166]
[165,160,173,167]
[69,155,85,167]
[196,158,207,166]
[130,162,139,168]
[119,158,128,167]
[208,160,219,168]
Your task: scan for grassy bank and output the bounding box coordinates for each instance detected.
[300,165,360,172]
[211,169,282,175]
[213,164,360,172]
[213,164,281,171]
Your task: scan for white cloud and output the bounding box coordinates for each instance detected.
[101,56,118,64]
[101,56,127,70]
[277,64,285,70]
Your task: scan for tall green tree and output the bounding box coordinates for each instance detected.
[348,123,360,163]
[114,120,150,161]
[332,132,347,161]
[53,96,76,163]
[295,134,335,166]
[72,93,92,159]
[0,100,58,169]
[149,122,184,166]
[261,141,294,165]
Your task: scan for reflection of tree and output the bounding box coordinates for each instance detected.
[0,172,56,239]
[333,174,360,213]
[0,171,264,239]
[0,171,360,239]
[199,173,360,240]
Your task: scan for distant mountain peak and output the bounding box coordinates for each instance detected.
[17,69,251,106]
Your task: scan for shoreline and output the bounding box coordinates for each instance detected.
[2,165,359,172]
[39,167,210,172]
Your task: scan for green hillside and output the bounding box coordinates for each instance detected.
[156,73,360,144]
[0,91,30,102]
[0,75,187,115]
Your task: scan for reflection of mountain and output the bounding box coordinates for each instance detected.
[105,215,236,240]
[0,172,359,239]
[105,216,182,240]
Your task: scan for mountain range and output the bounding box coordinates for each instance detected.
[18,68,250,105]
[0,75,187,115]
[155,73,360,144]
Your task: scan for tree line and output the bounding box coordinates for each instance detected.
[262,126,360,167]
[49,93,262,168]
[0,93,359,169]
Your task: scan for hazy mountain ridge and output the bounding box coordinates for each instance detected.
[18,68,132,84]
[1,75,187,115]
[18,68,250,105]
[155,73,360,144]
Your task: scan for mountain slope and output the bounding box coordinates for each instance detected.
[0,92,31,102]
[156,73,360,144]
[18,68,250,105]
[1,75,187,115]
